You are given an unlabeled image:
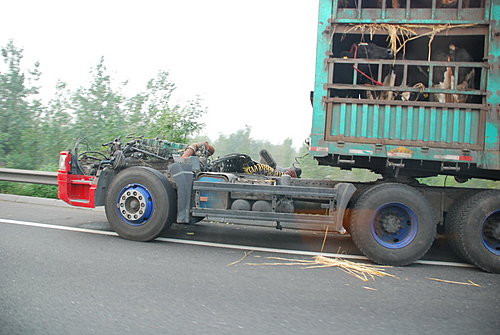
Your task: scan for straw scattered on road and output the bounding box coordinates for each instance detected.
[246,255,398,282]
[426,277,481,287]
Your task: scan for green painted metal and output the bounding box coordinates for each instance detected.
[325,102,482,146]
[310,0,500,176]
[311,0,333,140]
[484,1,500,170]
[330,0,491,24]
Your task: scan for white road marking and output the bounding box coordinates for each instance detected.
[0,218,118,236]
[0,218,475,268]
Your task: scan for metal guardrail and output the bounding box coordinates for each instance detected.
[0,168,58,185]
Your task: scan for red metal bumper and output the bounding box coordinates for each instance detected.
[57,151,97,208]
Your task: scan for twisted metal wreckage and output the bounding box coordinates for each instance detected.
[75,136,302,179]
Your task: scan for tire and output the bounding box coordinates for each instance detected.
[105,166,177,241]
[350,183,436,266]
[444,193,476,263]
[445,190,500,273]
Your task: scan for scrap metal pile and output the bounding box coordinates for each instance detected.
[76,136,301,178]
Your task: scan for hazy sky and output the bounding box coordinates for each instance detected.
[0,0,319,147]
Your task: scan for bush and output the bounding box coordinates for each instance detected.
[0,181,58,199]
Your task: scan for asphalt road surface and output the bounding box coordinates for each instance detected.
[1,196,499,335]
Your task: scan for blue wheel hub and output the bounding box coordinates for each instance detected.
[116,184,154,226]
[481,210,500,256]
[371,203,418,249]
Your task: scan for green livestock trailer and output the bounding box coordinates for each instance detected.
[310,0,499,179]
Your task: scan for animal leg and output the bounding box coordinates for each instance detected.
[380,70,396,100]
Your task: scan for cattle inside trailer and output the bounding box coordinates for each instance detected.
[57,0,500,273]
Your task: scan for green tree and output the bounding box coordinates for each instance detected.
[146,96,206,143]
[205,126,299,168]
[124,91,148,132]
[0,40,42,168]
[125,71,206,143]
[419,175,500,189]
[123,71,175,133]
[271,138,297,168]
[144,70,176,116]
[210,126,256,158]
[38,81,74,167]
[72,57,125,147]
[295,145,337,179]
[293,144,380,181]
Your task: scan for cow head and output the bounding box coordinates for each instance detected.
[439,0,458,7]
[341,42,393,59]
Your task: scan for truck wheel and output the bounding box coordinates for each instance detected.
[105,166,177,241]
[350,183,436,266]
[444,194,475,263]
[446,190,500,273]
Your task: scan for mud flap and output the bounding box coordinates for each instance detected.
[333,183,356,233]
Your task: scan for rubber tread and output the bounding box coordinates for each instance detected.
[446,190,500,273]
[105,166,177,241]
[350,182,436,266]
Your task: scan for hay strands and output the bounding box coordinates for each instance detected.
[246,255,398,282]
[345,23,477,60]
[227,250,253,267]
[426,277,481,287]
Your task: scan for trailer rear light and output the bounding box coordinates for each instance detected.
[310,146,328,152]
[59,151,71,173]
